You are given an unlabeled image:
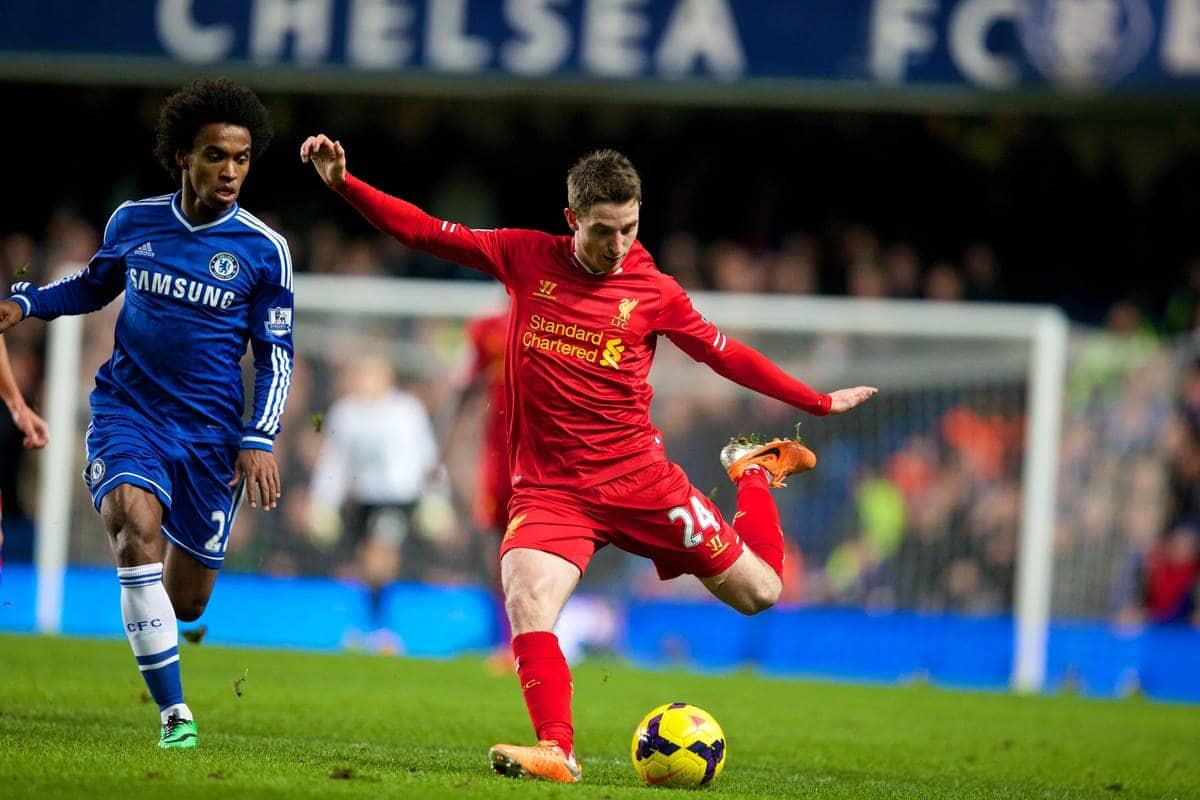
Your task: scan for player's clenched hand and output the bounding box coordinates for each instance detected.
[827,386,879,414]
[0,299,25,334]
[11,403,48,449]
[229,449,282,510]
[299,134,346,188]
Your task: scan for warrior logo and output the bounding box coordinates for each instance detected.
[533,280,557,300]
[705,534,730,559]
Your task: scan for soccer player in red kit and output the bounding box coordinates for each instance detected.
[462,308,512,536]
[301,136,877,783]
[455,305,515,665]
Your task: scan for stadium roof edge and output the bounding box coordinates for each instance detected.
[0,54,1194,118]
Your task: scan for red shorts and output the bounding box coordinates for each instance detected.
[499,461,744,580]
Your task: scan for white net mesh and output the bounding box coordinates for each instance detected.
[642,327,1030,612]
[1051,334,1193,622]
[56,278,1191,626]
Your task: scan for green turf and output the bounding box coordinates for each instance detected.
[1,633,1197,799]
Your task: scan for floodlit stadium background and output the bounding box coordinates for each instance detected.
[1,0,1198,700]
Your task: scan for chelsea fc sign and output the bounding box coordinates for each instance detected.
[3,1,1200,97]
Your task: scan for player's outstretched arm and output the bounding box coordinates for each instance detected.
[299,134,346,188]
[666,321,848,415]
[299,134,508,280]
[659,283,878,416]
[827,386,879,414]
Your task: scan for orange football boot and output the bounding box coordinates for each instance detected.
[720,437,817,488]
[489,740,582,783]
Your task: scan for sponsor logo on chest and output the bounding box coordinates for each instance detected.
[522,313,628,369]
[127,266,238,310]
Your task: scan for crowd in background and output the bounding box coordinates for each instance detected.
[1,87,1199,628]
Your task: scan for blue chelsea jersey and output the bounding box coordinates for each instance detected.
[10,193,294,451]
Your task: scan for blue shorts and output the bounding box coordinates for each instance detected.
[83,416,245,569]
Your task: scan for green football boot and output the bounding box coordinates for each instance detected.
[158,710,198,749]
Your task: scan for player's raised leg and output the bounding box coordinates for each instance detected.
[101,484,197,749]
[488,546,583,783]
[700,437,816,614]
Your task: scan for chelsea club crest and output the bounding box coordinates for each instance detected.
[209,252,240,281]
[87,458,105,486]
[1019,0,1153,90]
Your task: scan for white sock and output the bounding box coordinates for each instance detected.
[118,563,188,721]
[160,703,194,724]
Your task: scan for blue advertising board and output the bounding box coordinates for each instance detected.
[3,565,1200,702]
[2,1,1199,96]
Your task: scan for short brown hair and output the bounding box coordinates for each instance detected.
[566,149,641,215]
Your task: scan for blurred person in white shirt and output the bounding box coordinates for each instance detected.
[308,351,440,650]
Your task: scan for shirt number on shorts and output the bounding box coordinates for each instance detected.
[668,496,720,549]
[203,510,228,553]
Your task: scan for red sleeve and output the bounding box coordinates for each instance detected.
[334,172,510,282]
[657,281,832,416]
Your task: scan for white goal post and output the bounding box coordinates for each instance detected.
[34,275,1067,691]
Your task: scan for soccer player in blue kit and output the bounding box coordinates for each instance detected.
[0,79,294,748]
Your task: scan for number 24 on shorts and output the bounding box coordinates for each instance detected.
[668,496,720,548]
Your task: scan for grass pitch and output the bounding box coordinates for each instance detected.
[1,633,1197,799]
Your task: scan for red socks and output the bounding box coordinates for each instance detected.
[505,473,781,759]
[512,631,574,756]
[732,466,785,577]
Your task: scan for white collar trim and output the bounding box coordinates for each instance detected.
[171,192,239,232]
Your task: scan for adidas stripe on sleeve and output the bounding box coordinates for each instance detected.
[239,210,295,452]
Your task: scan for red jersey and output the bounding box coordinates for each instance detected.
[336,174,831,490]
[465,309,512,529]
[465,309,509,467]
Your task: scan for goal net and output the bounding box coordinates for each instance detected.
[38,275,1078,688]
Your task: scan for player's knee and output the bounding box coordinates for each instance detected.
[110,522,161,564]
[504,589,537,629]
[102,487,164,560]
[173,597,208,622]
[741,575,782,616]
[504,587,553,634]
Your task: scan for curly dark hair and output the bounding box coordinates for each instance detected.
[154,78,273,181]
